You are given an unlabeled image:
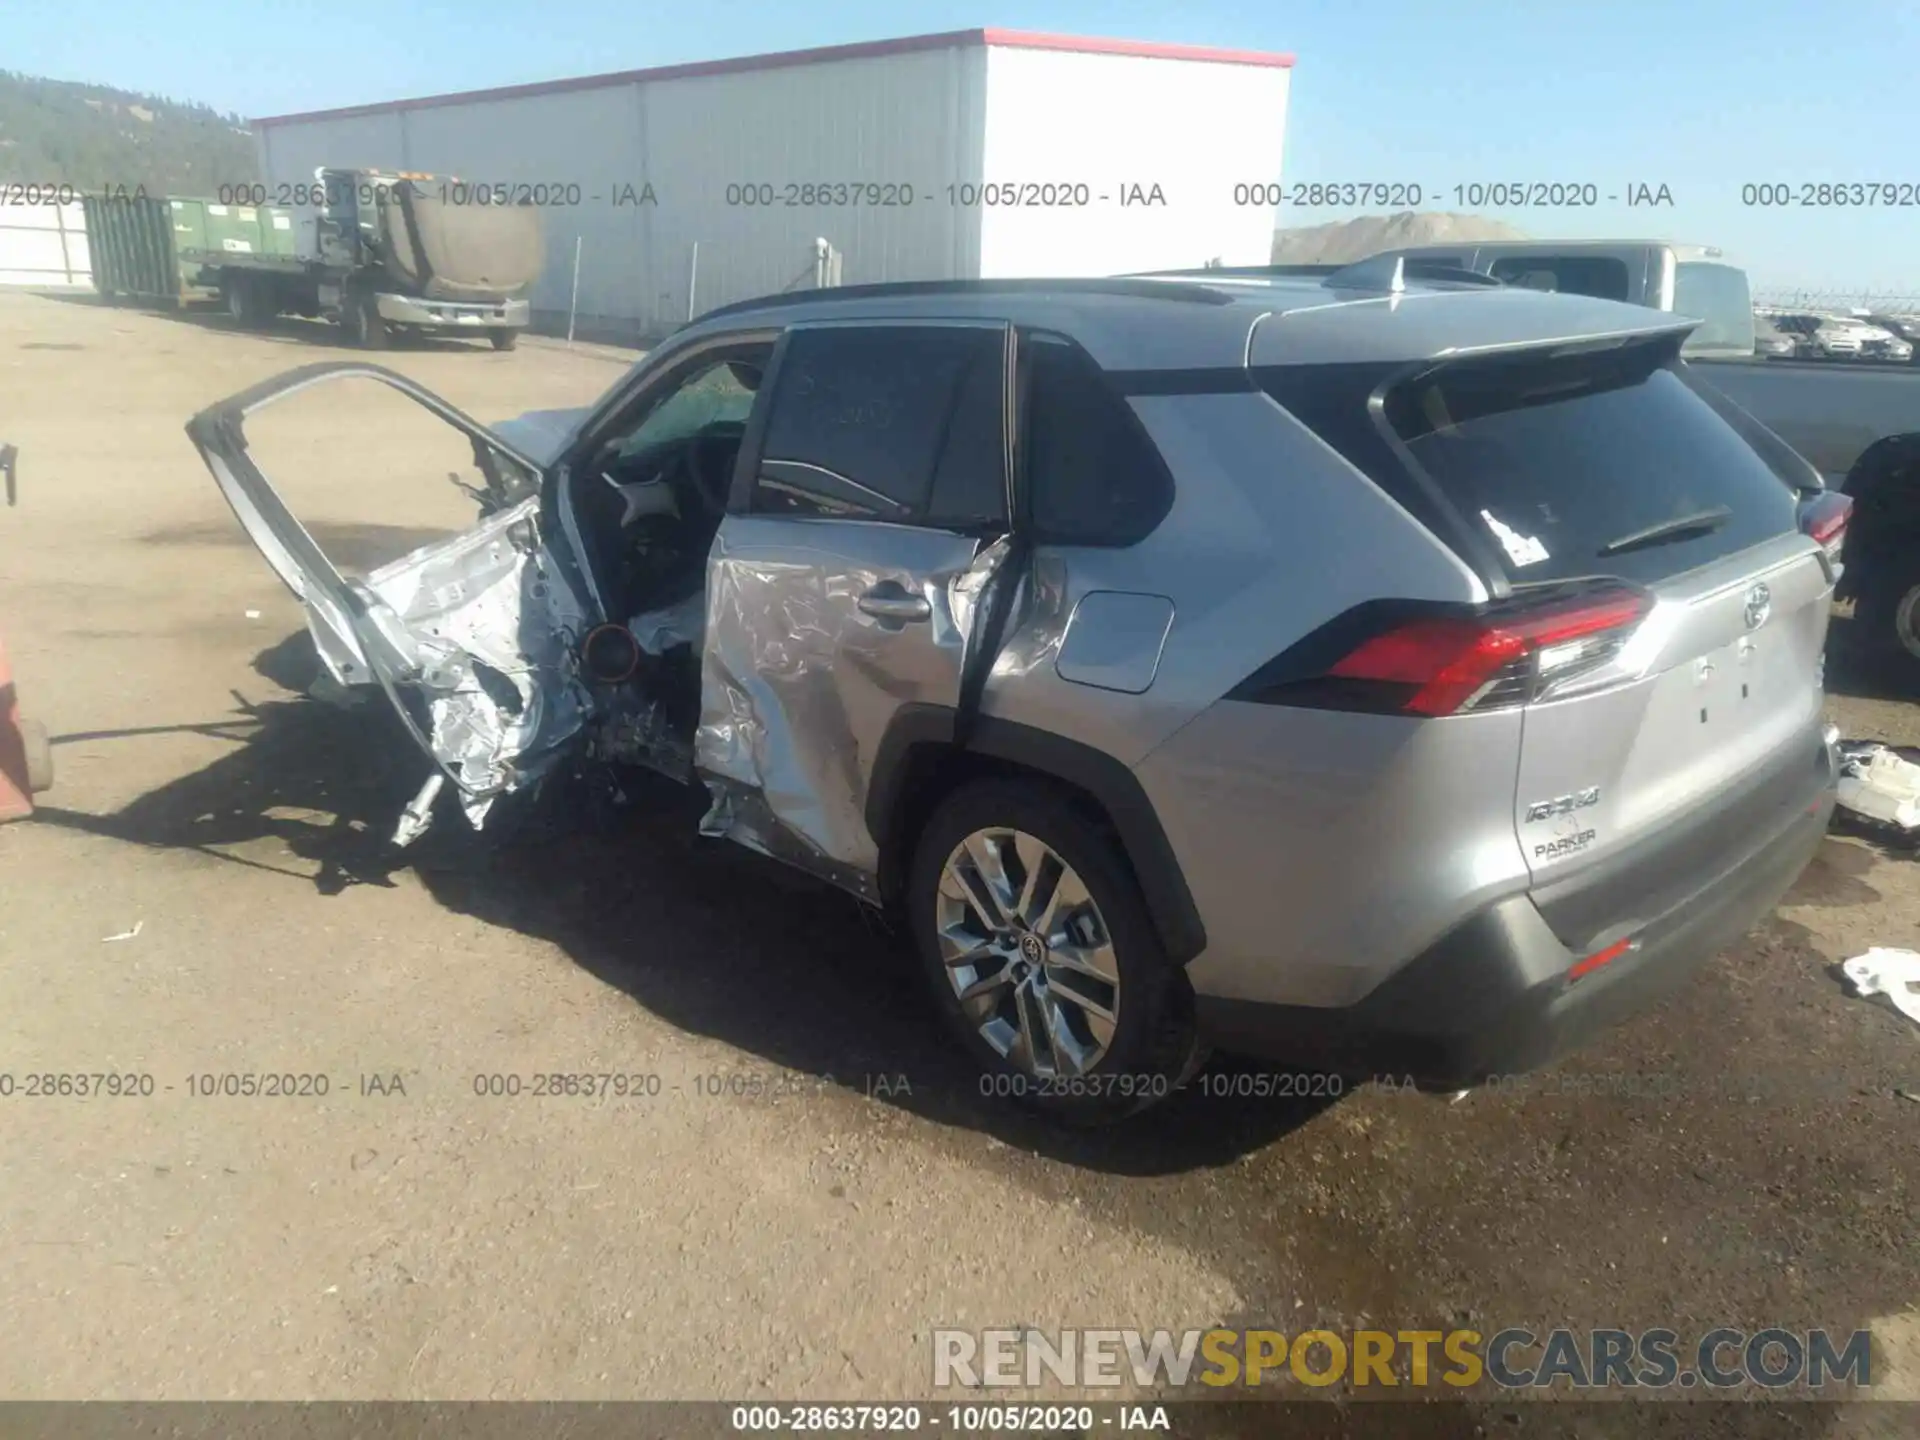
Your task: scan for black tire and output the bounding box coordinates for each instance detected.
[1853,552,1920,686]
[343,291,388,350]
[907,778,1203,1125]
[224,275,257,327]
[488,327,519,352]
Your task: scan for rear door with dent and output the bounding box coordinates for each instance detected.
[184,362,598,834]
[697,320,1020,891]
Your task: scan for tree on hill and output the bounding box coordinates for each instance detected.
[0,70,258,195]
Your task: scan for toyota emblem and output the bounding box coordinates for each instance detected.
[1744,582,1772,630]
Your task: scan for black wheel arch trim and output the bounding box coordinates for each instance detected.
[866,703,1208,966]
[1836,432,1920,589]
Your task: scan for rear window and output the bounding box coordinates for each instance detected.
[1382,343,1798,585]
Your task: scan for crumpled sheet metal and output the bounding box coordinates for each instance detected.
[695,549,860,867]
[694,532,1001,889]
[359,497,592,837]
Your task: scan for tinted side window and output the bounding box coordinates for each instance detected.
[1022,334,1174,547]
[753,325,1006,525]
[924,337,1010,530]
[1487,255,1631,302]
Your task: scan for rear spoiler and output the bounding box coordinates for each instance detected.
[1124,258,1508,293]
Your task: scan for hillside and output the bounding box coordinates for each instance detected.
[1272,211,1530,264]
[0,71,257,195]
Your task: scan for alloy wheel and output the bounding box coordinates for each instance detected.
[934,827,1120,1076]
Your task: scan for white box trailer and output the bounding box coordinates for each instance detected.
[0,190,91,288]
[252,29,1293,342]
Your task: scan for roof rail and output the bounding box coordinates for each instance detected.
[692,275,1237,325]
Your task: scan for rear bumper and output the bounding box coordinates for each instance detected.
[1195,738,1837,1090]
[374,295,529,329]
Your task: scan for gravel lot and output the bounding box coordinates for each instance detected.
[0,290,1915,1435]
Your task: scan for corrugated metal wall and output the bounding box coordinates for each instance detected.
[257,44,989,341]
[253,38,1290,340]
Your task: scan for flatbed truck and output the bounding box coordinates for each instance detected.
[85,167,543,350]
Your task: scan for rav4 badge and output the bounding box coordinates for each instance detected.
[1524,787,1600,823]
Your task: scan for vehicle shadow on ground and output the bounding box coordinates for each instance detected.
[39,290,500,354]
[28,630,1329,1175]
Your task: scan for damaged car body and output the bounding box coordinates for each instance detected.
[187,269,1841,1123]
[185,321,1027,877]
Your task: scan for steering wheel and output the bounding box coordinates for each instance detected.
[682,424,745,519]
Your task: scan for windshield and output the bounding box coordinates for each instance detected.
[1672,261,1756,356]
[614,358,759,458]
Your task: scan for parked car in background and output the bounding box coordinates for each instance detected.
[1773,312,1879,359]
[1863,330,1914,364]
[1867,313,1920,363]
[186,264,1840,1122]
[1765,313,1822,357]
[1753,314,1799,359]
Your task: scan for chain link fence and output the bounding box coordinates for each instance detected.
[1753,288,1920,315]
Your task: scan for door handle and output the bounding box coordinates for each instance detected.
[858,583,932,623]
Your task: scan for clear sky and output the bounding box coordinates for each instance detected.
[11,0,1918,292]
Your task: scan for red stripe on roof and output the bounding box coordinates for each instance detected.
[252,28,1293,127]
[981,29,1294,67]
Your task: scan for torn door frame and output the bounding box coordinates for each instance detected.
[184,362,600,844]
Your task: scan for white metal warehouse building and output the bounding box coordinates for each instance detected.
[252,29,1293,341]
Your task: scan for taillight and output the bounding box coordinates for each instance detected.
[1800,490,1851,563]
[1230,584,1653,717]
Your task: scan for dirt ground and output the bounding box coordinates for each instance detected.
[0,290,1916,1434]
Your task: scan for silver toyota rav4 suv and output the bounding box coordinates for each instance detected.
[187,260,1840,1123]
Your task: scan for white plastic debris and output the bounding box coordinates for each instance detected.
[1836,744,1920,830]
[101,921,143,943]
[1842,948,1920,1026]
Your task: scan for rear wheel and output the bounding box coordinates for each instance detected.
[488,327,519,352]
[223,275,259,327]
[1853,549,1920,685]
[342,291,388,350]
[908,780,1203,1125]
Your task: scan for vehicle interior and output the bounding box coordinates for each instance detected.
[550,341,777,756]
